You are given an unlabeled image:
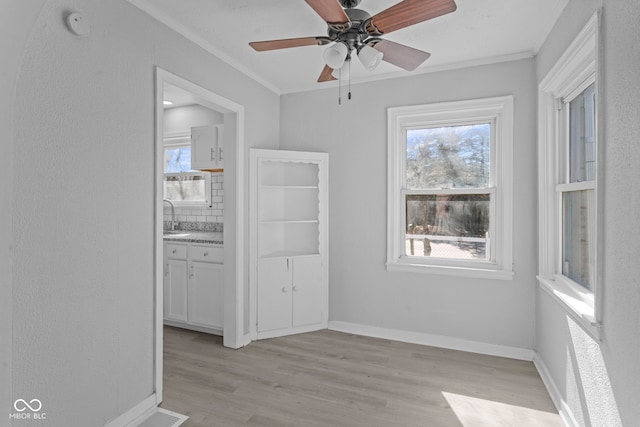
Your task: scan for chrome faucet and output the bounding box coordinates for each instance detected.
[163,199,176,231]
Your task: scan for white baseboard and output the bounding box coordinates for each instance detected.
[105,394,157,427]
[163,320,222,336]
[328,321,535,361]
[533,354,579,427]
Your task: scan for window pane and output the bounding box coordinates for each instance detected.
[562,190,595,291]
[164,175,206,202]
[165,147,192,173]
[405,194,489,260]
[406,124,490,189]
[569,83,596,183]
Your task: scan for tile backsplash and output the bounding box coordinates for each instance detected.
[163,172,224,227]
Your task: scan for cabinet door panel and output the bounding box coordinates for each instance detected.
[165,259,188,322]
[257,258,292,332]
[292,256,323,327]
[191,125,219,170]
[190,261,224,329]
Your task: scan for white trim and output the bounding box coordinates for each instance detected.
[533,354,580,427]
[126,0,280,95]
[387,96,514,278]
[537,277,601,341]
[285,50,535,94]
[537,12,602,337]
[154,70,165,405]
[328,321,534,361]
[386,262,514,279]
[105,394,158,427]
[154,68,247,408]
[163,320,223,337]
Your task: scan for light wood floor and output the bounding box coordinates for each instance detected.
[161,326,563,427]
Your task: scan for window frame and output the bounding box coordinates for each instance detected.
[163,133,212,207]
[387,96,514,279]
[537,12,602,340]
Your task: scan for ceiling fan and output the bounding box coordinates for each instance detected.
[249,0,457,83]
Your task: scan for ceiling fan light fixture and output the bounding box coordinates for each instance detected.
[358,44,383,71]
[323,42,348,70]
[331,58,351,79]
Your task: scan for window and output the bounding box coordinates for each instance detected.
[538,13,600,339]
[163,134,211,206]
[387,96,514,279]
[562,83,596,291]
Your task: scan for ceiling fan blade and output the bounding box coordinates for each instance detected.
[249,37,329,52]
[371,39,431,71]
[305,0,350,26]
[366,0,457,35]
[317,65,337,82]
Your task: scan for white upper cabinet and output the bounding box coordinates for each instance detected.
[191,124,223,171]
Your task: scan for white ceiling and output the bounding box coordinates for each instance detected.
[129,0,568,94]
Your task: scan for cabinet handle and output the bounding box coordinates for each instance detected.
[211,147,215,162]
[165,263,169,277]
[292,286,298,292]
[190,264,194,279]
[281,287,288,293]
[172,248,177,254]
[204,251,209,256]
[286,258,289,271]
[218,147,223,162]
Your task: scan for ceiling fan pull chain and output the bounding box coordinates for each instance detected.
[337,66,342,105]
[348,59,352,100]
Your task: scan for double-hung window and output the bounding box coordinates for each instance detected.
[387,96,514,279]
[538,13,600,339]
[163,133,211,207]
[561,82,596,291]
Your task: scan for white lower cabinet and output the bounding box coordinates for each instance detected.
[164,242,223,334]
[164,257,188,323]
[190,261,224,330]
[257,255,323,337]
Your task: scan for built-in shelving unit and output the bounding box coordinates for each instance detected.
[249,149,328,340]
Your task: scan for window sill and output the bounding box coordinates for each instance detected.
[167,202,212,208]
[387,261,514,280]
[537,276,602,341]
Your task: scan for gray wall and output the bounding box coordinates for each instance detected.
[280,58,538,350]
[1,1,48,422]
[7,0,279,425]
[535,0,640,425]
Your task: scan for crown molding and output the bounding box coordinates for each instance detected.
[126,0,281,95]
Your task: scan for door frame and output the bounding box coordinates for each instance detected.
[154,67,246,403]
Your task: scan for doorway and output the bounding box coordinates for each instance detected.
[154,68,246,402]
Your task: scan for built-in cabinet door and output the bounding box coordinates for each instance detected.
[257,257,292,332]
[189,261,224,329]
[292,256,323,327]
[191,125,223,170]
[164,258,188,322]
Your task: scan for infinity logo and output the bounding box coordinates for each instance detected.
[14,399,42,412]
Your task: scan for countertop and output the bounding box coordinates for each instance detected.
[163,231,223,245]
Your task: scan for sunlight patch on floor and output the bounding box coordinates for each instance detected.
[442,391,564,427]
